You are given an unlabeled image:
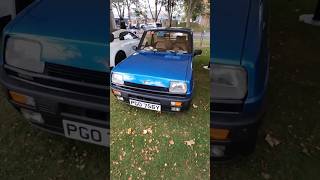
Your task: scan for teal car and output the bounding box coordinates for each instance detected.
[0,0,109,146]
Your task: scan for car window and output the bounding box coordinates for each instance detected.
[139,30,191,53]
[129,32,139,39]
[119,31,138,40]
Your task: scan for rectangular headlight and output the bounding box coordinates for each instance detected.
[5,37,44,73]
[211,64,247,99]
[169,81,187,94]
[111,73,124,85]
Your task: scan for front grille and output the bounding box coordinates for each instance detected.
[33,77,106,97]
[124,81,169,92]
[4,64,108,98]
[46,63,108,86]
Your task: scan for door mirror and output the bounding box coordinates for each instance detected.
[110,34,115,42]
[132,46,138,51]
[193,49,202,56]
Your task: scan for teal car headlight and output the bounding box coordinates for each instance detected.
[5,37,44,73]
[112,73,124,85]
[212,64,247,99]
[169,81,187,94]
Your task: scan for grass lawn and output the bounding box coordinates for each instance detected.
[213,0,320,179]
[110,48,210,179]
[194,40,210,48]
[0,86,109,179]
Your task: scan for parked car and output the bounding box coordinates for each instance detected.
[111,28,202,112]
[211,0,269,158]
[110,29,140,67]
[0,0,109,146]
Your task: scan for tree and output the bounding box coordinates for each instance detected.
[192,1,205,20]
[134,0,149,23]
[147,0,166,22]
[184,0,203,27]
[124,0,139,21]
[165,0,183,27]
[112,0,126,19]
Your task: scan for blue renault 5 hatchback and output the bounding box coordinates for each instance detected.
[0,0,109,146]
[211,0,269,158]
[111,28,202,112]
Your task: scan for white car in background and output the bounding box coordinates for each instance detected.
[110,29,140,67]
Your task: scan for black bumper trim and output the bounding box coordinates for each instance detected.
[111,85,192,111]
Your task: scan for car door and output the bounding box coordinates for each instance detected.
[119,31,140,56]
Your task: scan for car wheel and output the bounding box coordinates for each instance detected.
[115,51,127,65]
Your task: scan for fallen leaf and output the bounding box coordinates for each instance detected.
[143,130,148,134]
[262,172,271,179]
[184,139,195,147]
[147,127,153,134]
[57,160,64,164]
[127,128,133,135]
[265,134,281,147]
[302,146,311,156]
[169,139,174,145]
[78,164,85,170]
[192,104,198,108]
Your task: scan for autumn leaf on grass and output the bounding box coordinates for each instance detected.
[265,134,281,147]
[169,139,174,146]
[192,104,198,109]
[184,139,195,148]
[300,143,311,156]
[142,127,153,135]
[261,172,271,180]
[127,128,134,135]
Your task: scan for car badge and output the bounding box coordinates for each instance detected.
[143,80,152,85]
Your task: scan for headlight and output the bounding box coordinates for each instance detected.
[5,37,44,73]
[211,64,247,99]
[112,73,124,85]
[169,81,187,94]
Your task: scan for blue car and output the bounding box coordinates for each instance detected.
[211,0,269,158]
[0,0,109,146]
[111,28,202,112]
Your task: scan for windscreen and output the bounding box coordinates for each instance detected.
[139,30,191,53]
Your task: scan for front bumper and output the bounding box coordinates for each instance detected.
[111,84,192,111]
[211,96,266,159]
[0,67,109,145]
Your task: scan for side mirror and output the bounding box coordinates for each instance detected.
[194,49,202,56]
[110,34,115,42]
[132,46,138,51]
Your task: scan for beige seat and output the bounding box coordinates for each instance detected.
[155,37,172,51]
[173,36,188,52]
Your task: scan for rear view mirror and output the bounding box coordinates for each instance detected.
[194,49,202,56]
[132,46,137,51]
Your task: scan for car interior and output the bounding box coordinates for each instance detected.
[141,31,191,53]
